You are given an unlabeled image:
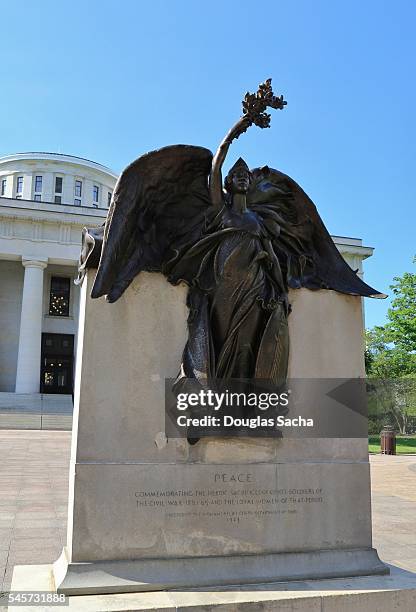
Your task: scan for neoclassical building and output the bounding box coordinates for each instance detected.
[0,153,117,410]
[0,151,374,420]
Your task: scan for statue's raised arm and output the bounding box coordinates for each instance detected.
[209,79,287,208]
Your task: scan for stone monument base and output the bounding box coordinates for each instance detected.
[57,275,387,599]
[11,562,416,612]
[53,546,387,595]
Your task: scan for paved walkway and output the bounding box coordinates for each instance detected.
[0,431,415,593]
[0,431,70,592]
[371,454,416,572]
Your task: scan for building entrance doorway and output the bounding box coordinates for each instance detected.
[40,333,74,394]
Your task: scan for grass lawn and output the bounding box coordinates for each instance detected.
[369,435,416,454]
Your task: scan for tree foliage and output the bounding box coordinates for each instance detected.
[385,258,416,352]
[366,258,416,433]
[366,257,416,377]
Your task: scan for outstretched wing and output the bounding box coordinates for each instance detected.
[92,145,213,302]
[248,166,386,298]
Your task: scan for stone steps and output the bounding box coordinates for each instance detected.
[0,412,72,430]
[0,392,73,430]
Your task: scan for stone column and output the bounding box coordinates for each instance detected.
[15,257,48,393]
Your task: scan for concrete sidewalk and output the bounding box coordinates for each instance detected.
[371,454,416,572]
[0,431,415,593]
[0,430,70,591]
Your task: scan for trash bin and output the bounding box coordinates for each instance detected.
[380,425,396,455]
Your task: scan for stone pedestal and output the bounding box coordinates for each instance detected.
[54,270,387,594]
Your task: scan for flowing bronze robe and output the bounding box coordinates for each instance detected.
[166,205,289,386]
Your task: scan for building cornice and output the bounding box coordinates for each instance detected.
[0,197,107,222]
[0,152,118,179]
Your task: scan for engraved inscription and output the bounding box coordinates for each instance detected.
[133,473,324,524]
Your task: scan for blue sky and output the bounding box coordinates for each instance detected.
[1,0,414,328]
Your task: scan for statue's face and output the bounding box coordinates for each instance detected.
[229,169,250,194]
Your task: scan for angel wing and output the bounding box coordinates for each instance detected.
[91,145,213,302]
[248,166,386,298]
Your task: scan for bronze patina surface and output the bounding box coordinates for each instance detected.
[78,80,385,398]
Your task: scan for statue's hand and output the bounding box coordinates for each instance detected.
[229,115,252,142]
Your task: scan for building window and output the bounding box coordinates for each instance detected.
[16,176,23,194]
[34,194,41,202]
[49,277,70,317]
[54,177,63,204]
[93,185,99,204]
[55,177,63,193]
[74,198,81,206]
[34,175,42,193]
[75,180,82,197]
[1,178,6,196]
[107,191,112,207]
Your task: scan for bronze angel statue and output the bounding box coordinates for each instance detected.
[79,79,384,394]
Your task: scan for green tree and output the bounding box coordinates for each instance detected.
[366,257,416,377]
[365,258,416,433]
[365,327,416,378]
[385,257,416,352]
